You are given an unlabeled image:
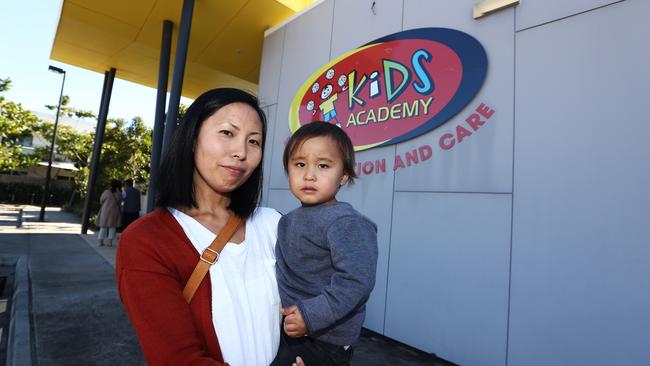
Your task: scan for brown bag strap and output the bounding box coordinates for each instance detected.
[183,215,242,303]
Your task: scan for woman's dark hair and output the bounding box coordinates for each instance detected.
[110,179,121,193]
[282,122,358,183]
[156,88,267,220]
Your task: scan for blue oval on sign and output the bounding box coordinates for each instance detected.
[289,27,488,151]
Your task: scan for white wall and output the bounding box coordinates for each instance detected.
[259,1,650,365]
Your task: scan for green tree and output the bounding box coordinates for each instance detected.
[35,116,153,201]
[178,103,188,123]
[97,117,152,191]
[0,78,11,92]
[1,78,154,209]
[33,93,95,195]
[32,121,93,194]
[45,95,96,119]
[0,77,40,171]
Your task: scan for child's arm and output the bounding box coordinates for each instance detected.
[294,215,378,335]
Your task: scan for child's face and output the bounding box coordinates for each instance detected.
[287,135,349,206]
[321,85,333,100]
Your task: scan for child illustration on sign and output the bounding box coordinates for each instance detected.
[337,74,348,91]
[319,84,341,127]
[306,100,316,115]
[304,67,350,128]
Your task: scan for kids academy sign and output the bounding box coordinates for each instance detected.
[289,28,496,174]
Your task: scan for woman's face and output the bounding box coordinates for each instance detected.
[193,102,263,196]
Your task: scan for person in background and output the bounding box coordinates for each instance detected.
[97,179,122,246]
[271,122,378,366]
[121,179,141,230]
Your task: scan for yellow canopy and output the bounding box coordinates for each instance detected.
[51,0,315,98]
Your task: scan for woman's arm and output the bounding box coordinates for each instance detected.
[117,230,227,366]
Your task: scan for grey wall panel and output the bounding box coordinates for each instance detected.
[259,28,286,108]
[398,0,514,193]
[510,1,650,365]
[516,0,622,31]
[268,0,335,190]
[267,188,300,215]
[330,0,404,58]
[386,192,511,366]
[337,145,397,333]
[261,104,277,207]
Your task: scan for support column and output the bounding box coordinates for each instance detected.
[161,0,195,156]
[147,20,174,213]
[81,68,116,234]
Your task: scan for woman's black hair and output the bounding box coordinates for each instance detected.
[283,122,358,183]
[156,88,267,220]
[110,179,121,193]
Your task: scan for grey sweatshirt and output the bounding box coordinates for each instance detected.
[275,201,378,346]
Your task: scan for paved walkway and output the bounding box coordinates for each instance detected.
[0,204,143,365]
[0,204,452,366]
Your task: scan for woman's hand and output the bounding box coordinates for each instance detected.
[292,356,305,366]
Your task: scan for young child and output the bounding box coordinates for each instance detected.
[272,122,378,366]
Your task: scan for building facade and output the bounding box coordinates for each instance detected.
[257,1,650,365]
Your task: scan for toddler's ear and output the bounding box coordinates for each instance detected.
[340,174,349,186]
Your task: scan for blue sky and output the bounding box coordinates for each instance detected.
[0,0,193,127]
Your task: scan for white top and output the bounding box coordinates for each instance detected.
[170,207,282,366]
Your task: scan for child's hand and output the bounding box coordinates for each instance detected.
[292,356,305,366]
[281,305,307,337]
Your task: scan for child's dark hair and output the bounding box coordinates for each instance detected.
[283,122,358,183]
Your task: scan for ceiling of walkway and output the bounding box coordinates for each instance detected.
[50,0,314,98]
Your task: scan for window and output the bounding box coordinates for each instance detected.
[18,135,33,147]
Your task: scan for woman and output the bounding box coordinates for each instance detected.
[97,179,122,246]
[116,88,300,365]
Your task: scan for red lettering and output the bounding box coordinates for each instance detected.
[476,103,494,119]
[405,149,419,166]
[456,125,472,143]
[439,133,455,150]
[362,161,374,175]
[393,155,405,170]
[465,113,485,131]
[375,159,386,173]
[418,144,432,161]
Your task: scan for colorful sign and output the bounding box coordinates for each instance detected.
[289,28,488,151]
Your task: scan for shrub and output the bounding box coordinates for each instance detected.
[0,181,76,206]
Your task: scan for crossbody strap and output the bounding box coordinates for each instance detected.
[112,191,121,209]
[183,214,242,303]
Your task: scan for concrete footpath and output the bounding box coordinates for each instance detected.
[0,205,143,365]
[0,204,453,366]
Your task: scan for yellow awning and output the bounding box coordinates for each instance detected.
[51,0,315,98]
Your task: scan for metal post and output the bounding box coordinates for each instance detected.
[161,0,195,156]
[81,68,116,234]
[148,19,174,213]
[17,208,23,228]
[39,66,66,221]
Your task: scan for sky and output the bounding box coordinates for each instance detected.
[0,0,193,128]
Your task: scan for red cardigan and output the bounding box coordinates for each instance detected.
[116,209,227,366]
